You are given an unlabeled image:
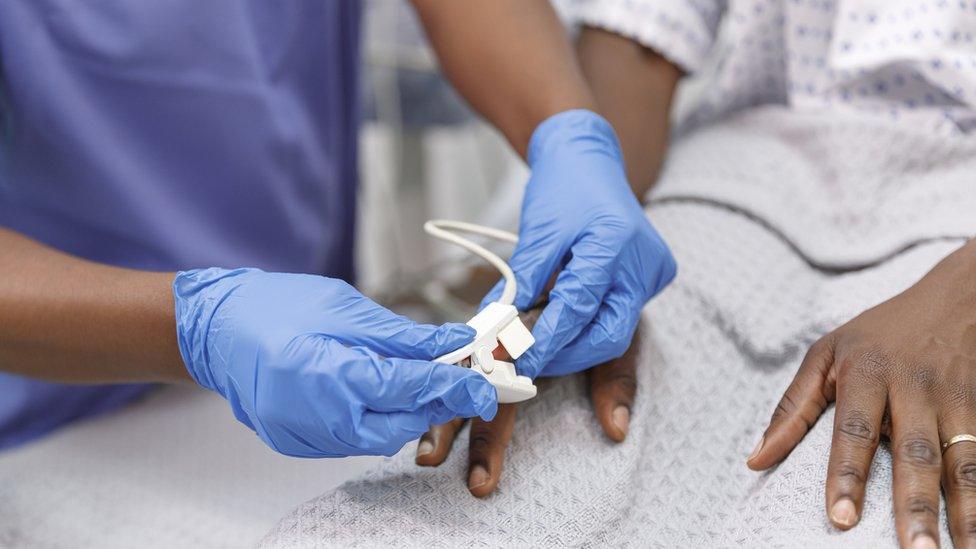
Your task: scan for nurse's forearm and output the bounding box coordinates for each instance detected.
[410,0,596,157]
[0,228,188,383]
[576,27,682,198]
[410,2,680,199]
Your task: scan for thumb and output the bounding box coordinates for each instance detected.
[332,294,476,359]
[409,322,477,360]
[747,337,837,470]
[379,322,476,361]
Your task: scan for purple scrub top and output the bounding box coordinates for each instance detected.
[0,1,362,449]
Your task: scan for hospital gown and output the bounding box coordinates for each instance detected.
[573,0,976,134]
[261,2,976,547]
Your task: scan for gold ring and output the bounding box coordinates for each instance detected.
[942,434,976,453]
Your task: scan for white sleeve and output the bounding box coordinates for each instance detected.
[570,0,727,74]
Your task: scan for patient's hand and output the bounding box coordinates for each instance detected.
[749,239,976,549]
[415,305,640,497]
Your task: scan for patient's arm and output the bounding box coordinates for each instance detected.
[577,27,682,198]
[412,1,680,193]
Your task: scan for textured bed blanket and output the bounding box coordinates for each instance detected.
[262,107,976,548]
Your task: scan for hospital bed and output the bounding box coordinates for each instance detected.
[0,385,379,548]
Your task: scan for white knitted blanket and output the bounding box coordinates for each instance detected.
[262,107,976,548]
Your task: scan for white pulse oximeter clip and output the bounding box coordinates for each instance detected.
[423,220,538,404]
[435,302,537,403]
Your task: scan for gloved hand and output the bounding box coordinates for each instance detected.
[481,109,676,378]
[174,267,497,458]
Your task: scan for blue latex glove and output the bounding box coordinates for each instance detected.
[482,109,676,378]
[174,268,497,458]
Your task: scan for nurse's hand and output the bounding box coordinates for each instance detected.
[481,109,675,379]
[173,267,497,458]
[749,240,976,549]
[416,306,641,497]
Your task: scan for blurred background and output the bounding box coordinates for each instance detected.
[356,0,524,314]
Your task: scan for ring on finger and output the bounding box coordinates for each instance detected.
[942,434,976,453]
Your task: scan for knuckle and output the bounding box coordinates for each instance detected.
[942,384,976,414]
[948,457,976,490]
[963,519,976,539]
[837,414,879,445]
[905,495,939,519]
[832,461,868,485]
[803,337,835,369]
[770,391,816,431]
[834,357,860,382]
[808,336,832,356]
[844,348,891,379]
[469,432,495,455]
[904,362,939,393]
[607,370,638,394]
[770,402,788,424]
[771,395,811,433]
[772,392,799,419]
[770,392,820,434]
[898,436,940,468]
[594,368,638,399]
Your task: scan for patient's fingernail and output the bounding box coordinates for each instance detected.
[468,464,490,490]
[911,534,937,549]
[830,498,857,528]
[612,406,630,436]
[747,436,764,462]
[417,440,434,457]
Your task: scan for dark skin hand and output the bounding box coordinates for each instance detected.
[412,28,680,498]
[416,303,640,498]
[749,238,976,549]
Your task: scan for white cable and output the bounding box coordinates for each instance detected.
[423,220,518,306]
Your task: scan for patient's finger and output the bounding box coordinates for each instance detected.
[588,321,640,442]
[939,411,976,549]
[824,363,887,530]
[468,403,518,498]
[416,417,466,466]
[460,308,535,496]
[749,336,837,470]
[889,394,941,549]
